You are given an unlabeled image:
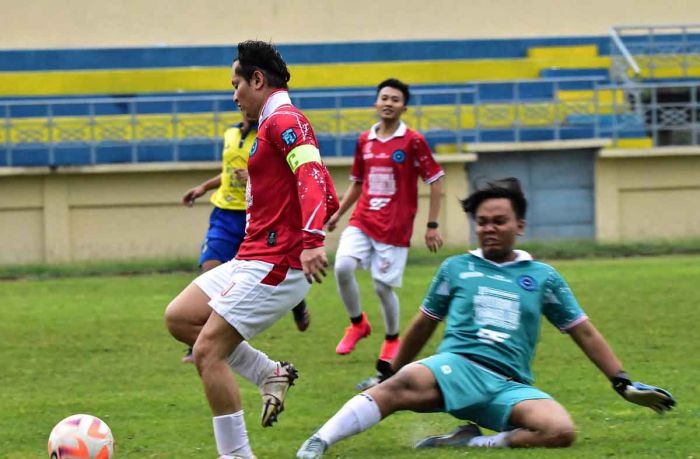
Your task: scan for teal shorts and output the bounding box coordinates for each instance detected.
[418,352,552,432]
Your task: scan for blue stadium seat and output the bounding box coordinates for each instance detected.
[179,141,221,162]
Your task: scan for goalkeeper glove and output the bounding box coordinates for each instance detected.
[376,359,396,382]
[355,359,396,391]
[611,371,676,413]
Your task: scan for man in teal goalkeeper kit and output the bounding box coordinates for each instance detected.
[297,177,675,457]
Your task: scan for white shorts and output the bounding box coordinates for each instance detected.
[335,225,409,288]
[193,259,309,340]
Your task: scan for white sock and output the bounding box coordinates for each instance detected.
[373,279,400,335]
[468,431,511,448]
[335,256,362,318]
[226,341,277,387]
[212,411,253,457]
[316,393,382,446]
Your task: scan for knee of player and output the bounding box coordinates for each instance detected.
[372,278,391,293]
[163,301,181,330]
[191,340,216,373]
[543,423,576,448]
[334,256,358,279]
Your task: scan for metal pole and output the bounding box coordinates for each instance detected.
[171,100,179,161]
[474,84,481,143]
[609,26,641,78]
[456,92,463,152]
[651,85,659,146]
[47,103,55,166]
[514,82,520,142]
[334,95,341,156]
[130,101,138,162]
[691,84,698,145]
[553,80,560,140]
[89,101,96,164]
[213,99,221,160]
[4,104,11,166]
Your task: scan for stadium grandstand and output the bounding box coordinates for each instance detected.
[2,24,700,167]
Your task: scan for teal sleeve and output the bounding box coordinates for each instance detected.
[542,270,588,332]
[420,260,451,320]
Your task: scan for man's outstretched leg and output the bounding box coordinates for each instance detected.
[414,398,576,449]
[224,341,299,427]
[297,363,443,458]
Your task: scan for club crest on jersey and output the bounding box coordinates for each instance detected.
[392,150,406,163]
[249,139,258,157]
[517,275,537,291]
[281,128,297,146]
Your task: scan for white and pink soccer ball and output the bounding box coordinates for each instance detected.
[48,414,114,459]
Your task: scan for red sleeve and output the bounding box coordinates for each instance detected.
[296,162,339,249]
[412,133,445,183]
[267,112,316,155]
[349,135,365,182]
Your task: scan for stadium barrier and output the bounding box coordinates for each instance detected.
[1,78,654,167]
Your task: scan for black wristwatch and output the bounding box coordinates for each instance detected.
[427,221,439,229]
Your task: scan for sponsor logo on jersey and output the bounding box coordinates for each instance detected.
[487,274,513,283]
[517,275,537,291]
[281,128,297,146]
[474,287,521,330]
[249,139,258,157]
[460,271,485,279]
[477,327,511,344]
[392,149,406,163]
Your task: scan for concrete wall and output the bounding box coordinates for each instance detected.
[2,0,698,48]
[4,144,700,266]
[595,147,700,241]
[0,156,471,265]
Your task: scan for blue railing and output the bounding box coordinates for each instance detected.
[1,77,654,167]
[610,24,700,81]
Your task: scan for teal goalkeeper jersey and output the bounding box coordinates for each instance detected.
[421,250,587,385]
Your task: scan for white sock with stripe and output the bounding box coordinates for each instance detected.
[226,341,277,387]
[316,393,382,446]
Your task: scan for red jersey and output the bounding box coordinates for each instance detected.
[348,122,444,247]
[236,91,339,269]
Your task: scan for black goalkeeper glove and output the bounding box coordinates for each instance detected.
[611,371,676,413]
[355,359,396,391]
[375,359,396,382]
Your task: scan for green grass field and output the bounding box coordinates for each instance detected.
[2,255,699,458]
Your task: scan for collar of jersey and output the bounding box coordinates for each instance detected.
[367,121,407,142]
[259,90,292,124]
[469,249,533,266]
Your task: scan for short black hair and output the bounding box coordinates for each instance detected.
[235,40,290,89]
[377,78,410,105]
[461,177,527,219]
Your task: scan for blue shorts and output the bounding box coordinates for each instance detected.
[199,207,246,266]
[418,352,552,432]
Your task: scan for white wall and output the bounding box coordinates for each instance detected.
[2,0,698,48]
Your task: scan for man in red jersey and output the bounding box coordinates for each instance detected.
[326,78,444,386]
[164,40,338,459]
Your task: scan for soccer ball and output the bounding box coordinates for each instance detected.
[48,414,114,459]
